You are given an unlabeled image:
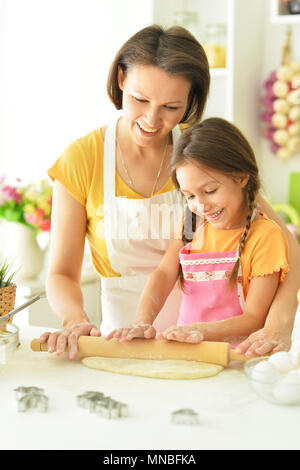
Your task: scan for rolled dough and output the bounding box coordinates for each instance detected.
[81,357,224,380]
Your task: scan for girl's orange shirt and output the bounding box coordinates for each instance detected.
[175,214,289,298]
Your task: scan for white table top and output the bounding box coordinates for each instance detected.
[1,326,300,451]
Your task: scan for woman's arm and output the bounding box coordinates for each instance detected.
[106,238,183,341]
[162,272,280,343]
[235,194,300,356]
[39,180,100,358]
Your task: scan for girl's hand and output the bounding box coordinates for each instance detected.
[105,322,156,342]
[233,327,291,358]
[160,324,204,343]
[39,322,101,360]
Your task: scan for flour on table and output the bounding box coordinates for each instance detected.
[81,357,224,380]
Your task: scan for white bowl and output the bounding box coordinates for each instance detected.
[244,356,300,406]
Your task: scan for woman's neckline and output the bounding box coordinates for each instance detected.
[100,122,175,198]
[116,171,174,198]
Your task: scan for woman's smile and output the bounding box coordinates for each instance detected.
[118,65,191,147]
[136,121,161,137]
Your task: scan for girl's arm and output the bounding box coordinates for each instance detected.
[162,272,280,343]
[106,238,184,341]
[235,194,300,356]
[39,180,101,359]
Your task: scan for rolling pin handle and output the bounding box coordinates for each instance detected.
[30,339,47,352]
[229,349,248,362]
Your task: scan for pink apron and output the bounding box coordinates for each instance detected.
[178,241,245,326]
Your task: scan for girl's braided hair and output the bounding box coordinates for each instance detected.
[170,117,261,287]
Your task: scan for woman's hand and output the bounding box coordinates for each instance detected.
[39,321,101,359]
[160,324,204,343]
[233,326,291,358]
[105,322,156,342]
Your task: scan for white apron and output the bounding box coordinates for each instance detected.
[100,116,184,336]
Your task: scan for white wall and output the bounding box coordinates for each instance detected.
[0,0,153,182]
[1,0,299,204]
[258,14,300,204]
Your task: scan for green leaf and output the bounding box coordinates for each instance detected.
[0,255,16,287]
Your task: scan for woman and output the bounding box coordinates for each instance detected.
[39,25,300,359]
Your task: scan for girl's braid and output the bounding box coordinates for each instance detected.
[228,182,256,286]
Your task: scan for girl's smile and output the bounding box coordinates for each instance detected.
[176,162,250,230]
[205,208,224,222]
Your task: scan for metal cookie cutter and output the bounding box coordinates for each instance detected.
[96,398,128,419]
[77,391,105,412]
[14,386,48,413]
[77,391,128,419]
[171,408,199,426]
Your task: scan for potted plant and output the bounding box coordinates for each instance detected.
[0,255,17,322]
[0,177,52,280]
[0,177,52,233]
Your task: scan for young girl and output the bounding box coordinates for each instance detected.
[106,118,289,345]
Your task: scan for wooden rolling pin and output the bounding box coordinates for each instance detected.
[30,336,248,367]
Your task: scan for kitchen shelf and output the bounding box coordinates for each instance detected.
[270,0,300,24]
[209,67,228,78]
[153,0,266,151]
[153,0,234,120]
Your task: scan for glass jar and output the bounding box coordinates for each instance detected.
[287,0,300,15]
[173,11,199,39]
[203,24,227,68]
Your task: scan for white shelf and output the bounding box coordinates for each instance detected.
[153,0,265,136]
[271,14,300,24]
[209,68,228,78]
[152,0,234,120]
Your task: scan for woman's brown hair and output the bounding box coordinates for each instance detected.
[170,117,261,286]
[107,24,210,126]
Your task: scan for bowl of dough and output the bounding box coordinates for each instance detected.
[0,322,19,374]
[244,351,300,406]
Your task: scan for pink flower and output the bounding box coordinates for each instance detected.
[35,208,46,223]
[40,219,51,231]
[25,209,50,231]
[24,212,38,226]
[186,272,194,280]
[1,185,22,203]
[205,271,214,279]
